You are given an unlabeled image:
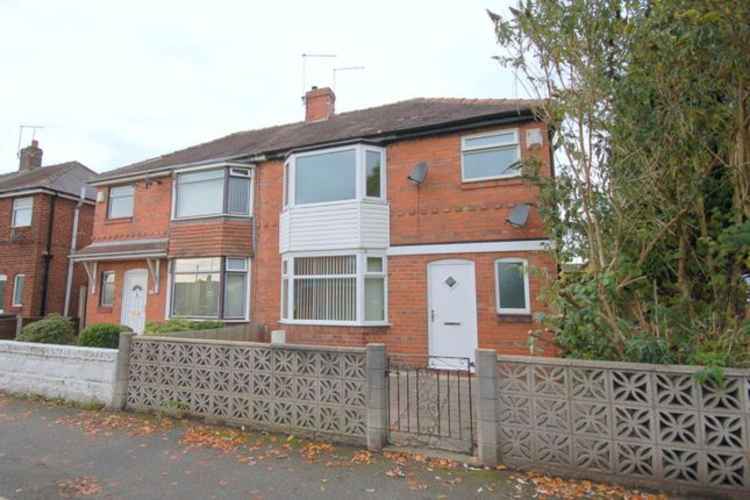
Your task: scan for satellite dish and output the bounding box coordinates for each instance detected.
[506,203,530,228]
[408,162,428,185]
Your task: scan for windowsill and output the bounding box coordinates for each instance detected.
[168,316,249,323]
[496,313,533,323]
[461,177,525,190]
[104,217,133,225]
[97,305,114,313]
[279,320,390,328]
[171,214,252,223]
[283,198,387,211]
[11,225,32,229]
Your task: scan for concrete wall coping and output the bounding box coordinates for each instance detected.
[496,354,750,377]
[0,340,117,362]
[134,335,367,354]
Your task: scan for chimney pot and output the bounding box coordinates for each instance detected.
[304,86,336,122]
[19,140,43,172]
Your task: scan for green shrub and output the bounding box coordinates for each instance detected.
[17,314,76,345]
[144,319,224,335]
[78,323,132,348]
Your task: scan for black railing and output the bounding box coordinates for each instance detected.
[386,354,474,453]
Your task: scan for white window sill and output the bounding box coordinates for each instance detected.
[461,174,522,183]
[171,213,252,222]
[279,320,390,328]
[496,309,531,316]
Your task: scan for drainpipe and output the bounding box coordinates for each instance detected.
[63,187,85,317]
[40,193,57,316]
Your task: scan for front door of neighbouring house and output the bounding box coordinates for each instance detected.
[121,269,148,334]
[427,260,478,369]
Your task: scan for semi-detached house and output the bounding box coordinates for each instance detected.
[75,87,555,363]
[0,140,95,324]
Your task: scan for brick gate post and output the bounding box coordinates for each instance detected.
[476,348,499,466]
[366,343,387,451]
[110,331,134,410]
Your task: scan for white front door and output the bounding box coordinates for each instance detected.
[121,269,148,334]
[427,260,478,369]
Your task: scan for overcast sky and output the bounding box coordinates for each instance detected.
[0,0,519,175]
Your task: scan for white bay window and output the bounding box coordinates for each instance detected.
[281,253,387,325]
[283,145,386,208]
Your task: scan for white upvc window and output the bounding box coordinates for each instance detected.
[461,129,521,182]
[108,185,135,218]
[495,258,531,315]
[12,274,25,307]
[0,274,6,313]
[281,252,388,326]
[12,197,33,227]
[284,144,386,209]
[173,165,253,219]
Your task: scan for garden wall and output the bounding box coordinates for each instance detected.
[124,336,373,445]
[477,352,750,497]
[0,340,117,404]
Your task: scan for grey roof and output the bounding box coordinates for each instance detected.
[73,239,168,259]
[0,161,97,200]
[96,97,541,182]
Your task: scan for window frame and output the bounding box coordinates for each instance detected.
[99,271,116,307]
[460,129,521,183]
[168,256,250,321]
[494,258,531,315]
[12,274,25,307]
[171,164,254,221]
[11,197,33,227]
[280,251,388,326]
[107,184,135,219]
[0,274,6,313]
[284,144,387,210]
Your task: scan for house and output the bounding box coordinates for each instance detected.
[76,87,555,361]
[0,140,96,324]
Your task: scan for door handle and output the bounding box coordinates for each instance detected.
[430,309,435,322]
[444,322,461,326]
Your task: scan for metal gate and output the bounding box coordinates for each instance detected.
[386,355,475,454]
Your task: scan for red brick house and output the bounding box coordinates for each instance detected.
[77,88,555,361]
[0,140,95,322]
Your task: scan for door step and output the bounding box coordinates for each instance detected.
[382,445,480,467]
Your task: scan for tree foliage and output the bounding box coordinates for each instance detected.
[490,0,750,366]
[17,314,76,345]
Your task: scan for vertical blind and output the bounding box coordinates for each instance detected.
[293,256,357,321]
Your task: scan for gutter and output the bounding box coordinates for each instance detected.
[40,193,57,316]
[63,187,86,317]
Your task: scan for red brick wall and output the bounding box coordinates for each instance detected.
[84,259,168,327]
[389,121,550,245]
[0,193,94,318]
[169,218,253,258]
[250,122,557,356]
[92,178,171,242]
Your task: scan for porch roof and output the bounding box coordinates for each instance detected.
[71,238,168,261]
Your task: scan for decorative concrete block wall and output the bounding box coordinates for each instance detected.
[125,337,369,444]
[0,340,117,404]
[490,355,749,497]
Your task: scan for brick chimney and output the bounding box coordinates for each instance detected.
[19,140,43,172]
[304,86,336,122]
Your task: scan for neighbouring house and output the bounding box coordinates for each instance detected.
[76,87,555,361]
[0,140,96,326]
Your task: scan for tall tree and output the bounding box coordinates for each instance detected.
[490,0,750,367]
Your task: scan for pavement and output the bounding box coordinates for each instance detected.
[0,392,540,500]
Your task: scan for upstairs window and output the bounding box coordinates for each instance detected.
[295,149,357,205]
[461,130,521,181]
[286,145,386,208]
[12,197,33,227]
[495,259,530,315]
[174,167,252,218]
[13,274,25,306]
[108,185,134,218]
